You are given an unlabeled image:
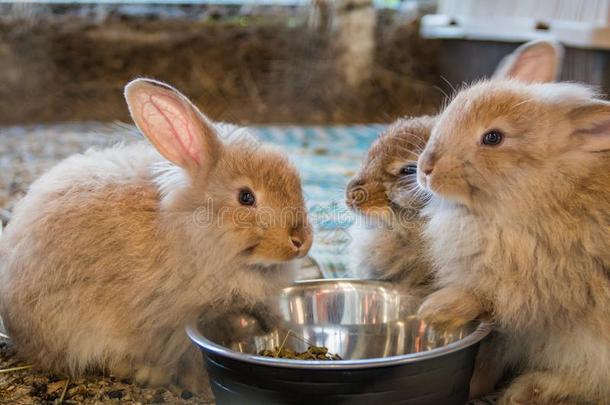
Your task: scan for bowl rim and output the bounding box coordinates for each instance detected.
[186,279,493,370]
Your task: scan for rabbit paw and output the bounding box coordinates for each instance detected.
[134,365,171,387]
[177,350,214,400]
[109,360,135,381]
[250,303,281,333]
[499,371,582,405]
[417,287,482,329]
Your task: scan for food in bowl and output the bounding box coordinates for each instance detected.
[258,345,343,361]
[256,329,343,360]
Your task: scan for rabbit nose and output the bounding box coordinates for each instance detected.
[346,179,367,205]
[291,238,303,249]
[420,152,437,175]
[290,224,312,255]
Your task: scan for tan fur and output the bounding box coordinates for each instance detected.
[418,79,610,404]
[344,40,565,400]
[0,80,312,394]
[345,116,435,300]
[346,117,508,399]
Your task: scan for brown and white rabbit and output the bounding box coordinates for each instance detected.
[344,39,563,296]
[345,115,435,300]
[416,78,610,403]
[0,79,312,393]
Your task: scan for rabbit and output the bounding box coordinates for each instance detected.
[416,77,610,404]
[345,39,564,399]
[0,79,313,395]
[345,115,435,301]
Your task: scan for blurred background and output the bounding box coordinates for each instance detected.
[0,0,443,125]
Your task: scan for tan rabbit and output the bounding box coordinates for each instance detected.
[0,79,312,393]
[416,78,610,404]
[345,115,435,299]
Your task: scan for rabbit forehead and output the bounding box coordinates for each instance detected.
[214,144,304,206]
[442,80,596,126]
[363,117,431,177]
[434,80,584,146]
[442,82,535,130]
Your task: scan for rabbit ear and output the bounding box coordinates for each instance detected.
[493,40,563,83]
[569,101,610,152]
[124,79,221,171]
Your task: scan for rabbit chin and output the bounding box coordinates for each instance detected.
[245,247,302,266]
[420,175,473,207]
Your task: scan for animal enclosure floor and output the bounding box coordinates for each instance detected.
[0,336,208,404]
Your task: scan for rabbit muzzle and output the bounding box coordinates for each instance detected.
[345,178,390,215]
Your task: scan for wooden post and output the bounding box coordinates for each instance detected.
[311,0,376,88]
[336,0,376,87]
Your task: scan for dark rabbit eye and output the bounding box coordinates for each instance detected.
[482,130,504,146]
[399,165,417,176]
[238,189,256,206]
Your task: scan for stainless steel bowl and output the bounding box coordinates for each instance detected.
[187,279,492,404]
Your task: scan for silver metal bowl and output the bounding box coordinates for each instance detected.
[187,279,492,404]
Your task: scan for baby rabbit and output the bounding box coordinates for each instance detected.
[416,79,610,404]
[0,79,312,393]
[345,115,435,299]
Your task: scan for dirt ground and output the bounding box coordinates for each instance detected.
[0,4,442,126]
[0,336,209,405]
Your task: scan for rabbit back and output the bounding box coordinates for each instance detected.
[0,142,179,375]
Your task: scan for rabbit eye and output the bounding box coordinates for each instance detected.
[238,188,256,206]
[399,165,417,176]
[481,130,504,146]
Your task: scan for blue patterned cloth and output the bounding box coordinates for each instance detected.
[250,125,385,277]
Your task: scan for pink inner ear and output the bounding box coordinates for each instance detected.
[136,90,202,166]
[509,49,556,83]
